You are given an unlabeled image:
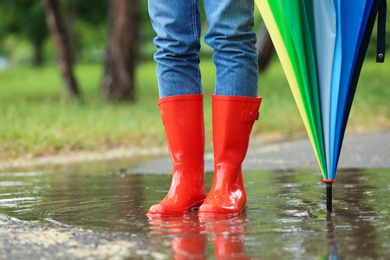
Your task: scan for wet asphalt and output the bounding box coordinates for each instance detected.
[129,130,390,174]
[1,130,389,259]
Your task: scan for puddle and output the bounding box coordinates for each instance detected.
[1,163,390,258]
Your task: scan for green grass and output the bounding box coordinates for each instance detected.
[0,57,389,161]
[0,63,163,159]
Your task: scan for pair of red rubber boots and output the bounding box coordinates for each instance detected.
[147,94,262,217]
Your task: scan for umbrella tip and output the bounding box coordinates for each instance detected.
[326,182,332,212]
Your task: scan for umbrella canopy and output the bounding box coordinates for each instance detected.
[256,0,386,211]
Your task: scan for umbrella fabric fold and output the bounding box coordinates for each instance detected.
[329,0,375,178]
[313,0,336,178]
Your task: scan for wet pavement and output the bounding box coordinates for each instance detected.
[130,130,390,174]
[0,130,389,259]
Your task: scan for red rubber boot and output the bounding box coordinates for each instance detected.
[198,95,262,216]
[147,94,206,216]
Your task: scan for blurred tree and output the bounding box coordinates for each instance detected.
[256,22,274,72]
[74,0,108,25]
[71,0,108,62]
[0,0,110,66]
[42,0,81,101]
[100,0,138,102]
[0,0,48,66]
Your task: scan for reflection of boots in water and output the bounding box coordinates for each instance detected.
[147,94,206,216]
[148,214,206,259]
[199,213,250,259]
[199,95,262,216]
[171,236,206,260]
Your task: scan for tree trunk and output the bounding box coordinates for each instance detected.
[256,22,274,72]
[32,37,44,67]
[101,0,138,102]
[42,0,81,101]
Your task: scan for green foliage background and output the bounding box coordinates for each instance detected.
[0,1,389,164]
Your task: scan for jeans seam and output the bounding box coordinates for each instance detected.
[191,0,200,40]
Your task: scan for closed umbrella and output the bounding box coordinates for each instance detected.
[256,0,386,212]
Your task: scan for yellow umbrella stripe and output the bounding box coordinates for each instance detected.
[256,0,327,178]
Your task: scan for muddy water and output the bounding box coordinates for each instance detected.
[1,163,390,258]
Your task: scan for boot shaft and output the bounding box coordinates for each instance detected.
[212,95,262,165]
[158,94,205,168]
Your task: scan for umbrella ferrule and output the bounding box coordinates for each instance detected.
[322,179,335,183]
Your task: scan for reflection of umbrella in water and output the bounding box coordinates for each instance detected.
[255,0,387,211]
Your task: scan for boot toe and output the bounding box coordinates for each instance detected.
[147,200,203,216]
[147,203,166,215]
[147,204,186,216]
[198,202,246,217]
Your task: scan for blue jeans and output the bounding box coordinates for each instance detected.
[148,0,258,98]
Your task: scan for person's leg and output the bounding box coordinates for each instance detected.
[199,0,261,216]
[147,1,206,216]
[148,0,202,97]
[203,0,258,97]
